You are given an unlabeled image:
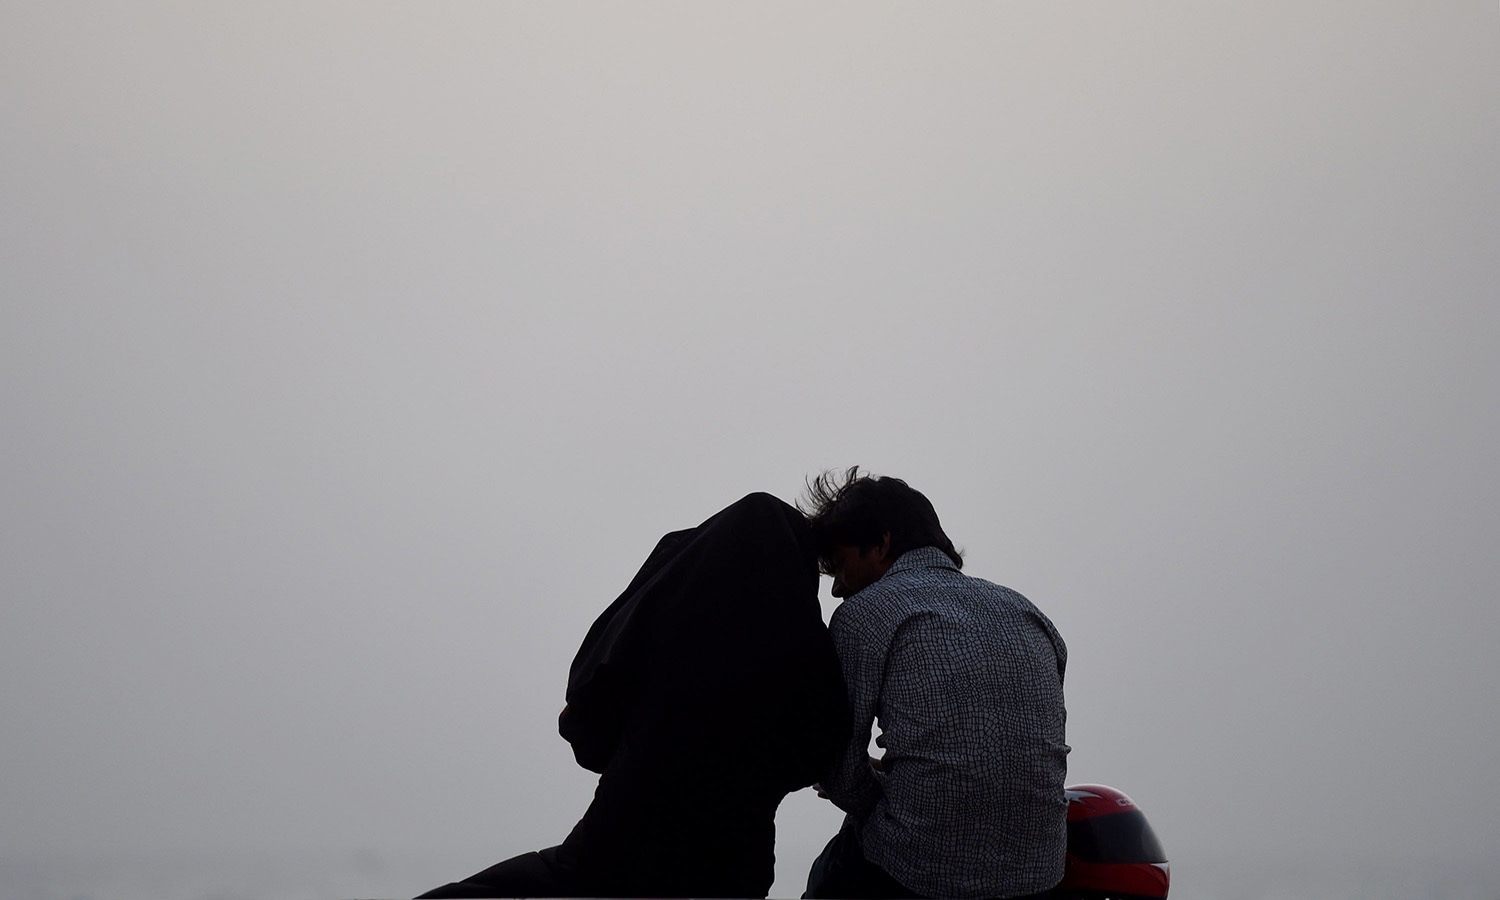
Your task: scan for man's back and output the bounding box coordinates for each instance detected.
[825,547,1069,899]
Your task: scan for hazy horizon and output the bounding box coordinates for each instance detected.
[3,3,1497,898]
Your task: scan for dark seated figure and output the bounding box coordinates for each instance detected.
[418,493,851,898]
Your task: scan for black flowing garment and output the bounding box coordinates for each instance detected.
[554,493,849,898]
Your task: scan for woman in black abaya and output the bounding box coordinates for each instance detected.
[418,493,851,899]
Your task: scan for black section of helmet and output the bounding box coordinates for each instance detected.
[1066,809,1167,864]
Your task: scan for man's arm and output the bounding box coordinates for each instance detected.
[818,611,885,817]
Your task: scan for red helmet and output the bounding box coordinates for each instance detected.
[1054,784,1170,899]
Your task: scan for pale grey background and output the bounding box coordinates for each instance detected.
[2,3,1497,899]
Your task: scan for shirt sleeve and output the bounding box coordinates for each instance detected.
[819,608,886,817]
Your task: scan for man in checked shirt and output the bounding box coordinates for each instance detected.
[801,469,1069,900]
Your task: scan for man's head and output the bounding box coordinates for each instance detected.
[800,467,963,598]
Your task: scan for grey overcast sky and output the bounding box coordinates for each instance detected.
[2,3,1497,898]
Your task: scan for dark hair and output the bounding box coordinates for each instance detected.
[799,467,963,575]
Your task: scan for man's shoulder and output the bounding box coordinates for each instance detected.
[829,570,935,638]
[867,558,1060,639]
[882,549,1014,602]
[830,551,962,636]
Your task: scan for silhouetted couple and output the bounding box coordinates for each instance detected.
[418,472,1068,899]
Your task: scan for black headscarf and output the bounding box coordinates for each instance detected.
[554,492,850,897]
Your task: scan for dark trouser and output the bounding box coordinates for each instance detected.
[804,817,920,900]
[804,817,1055,900]
[415,846,581,899]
